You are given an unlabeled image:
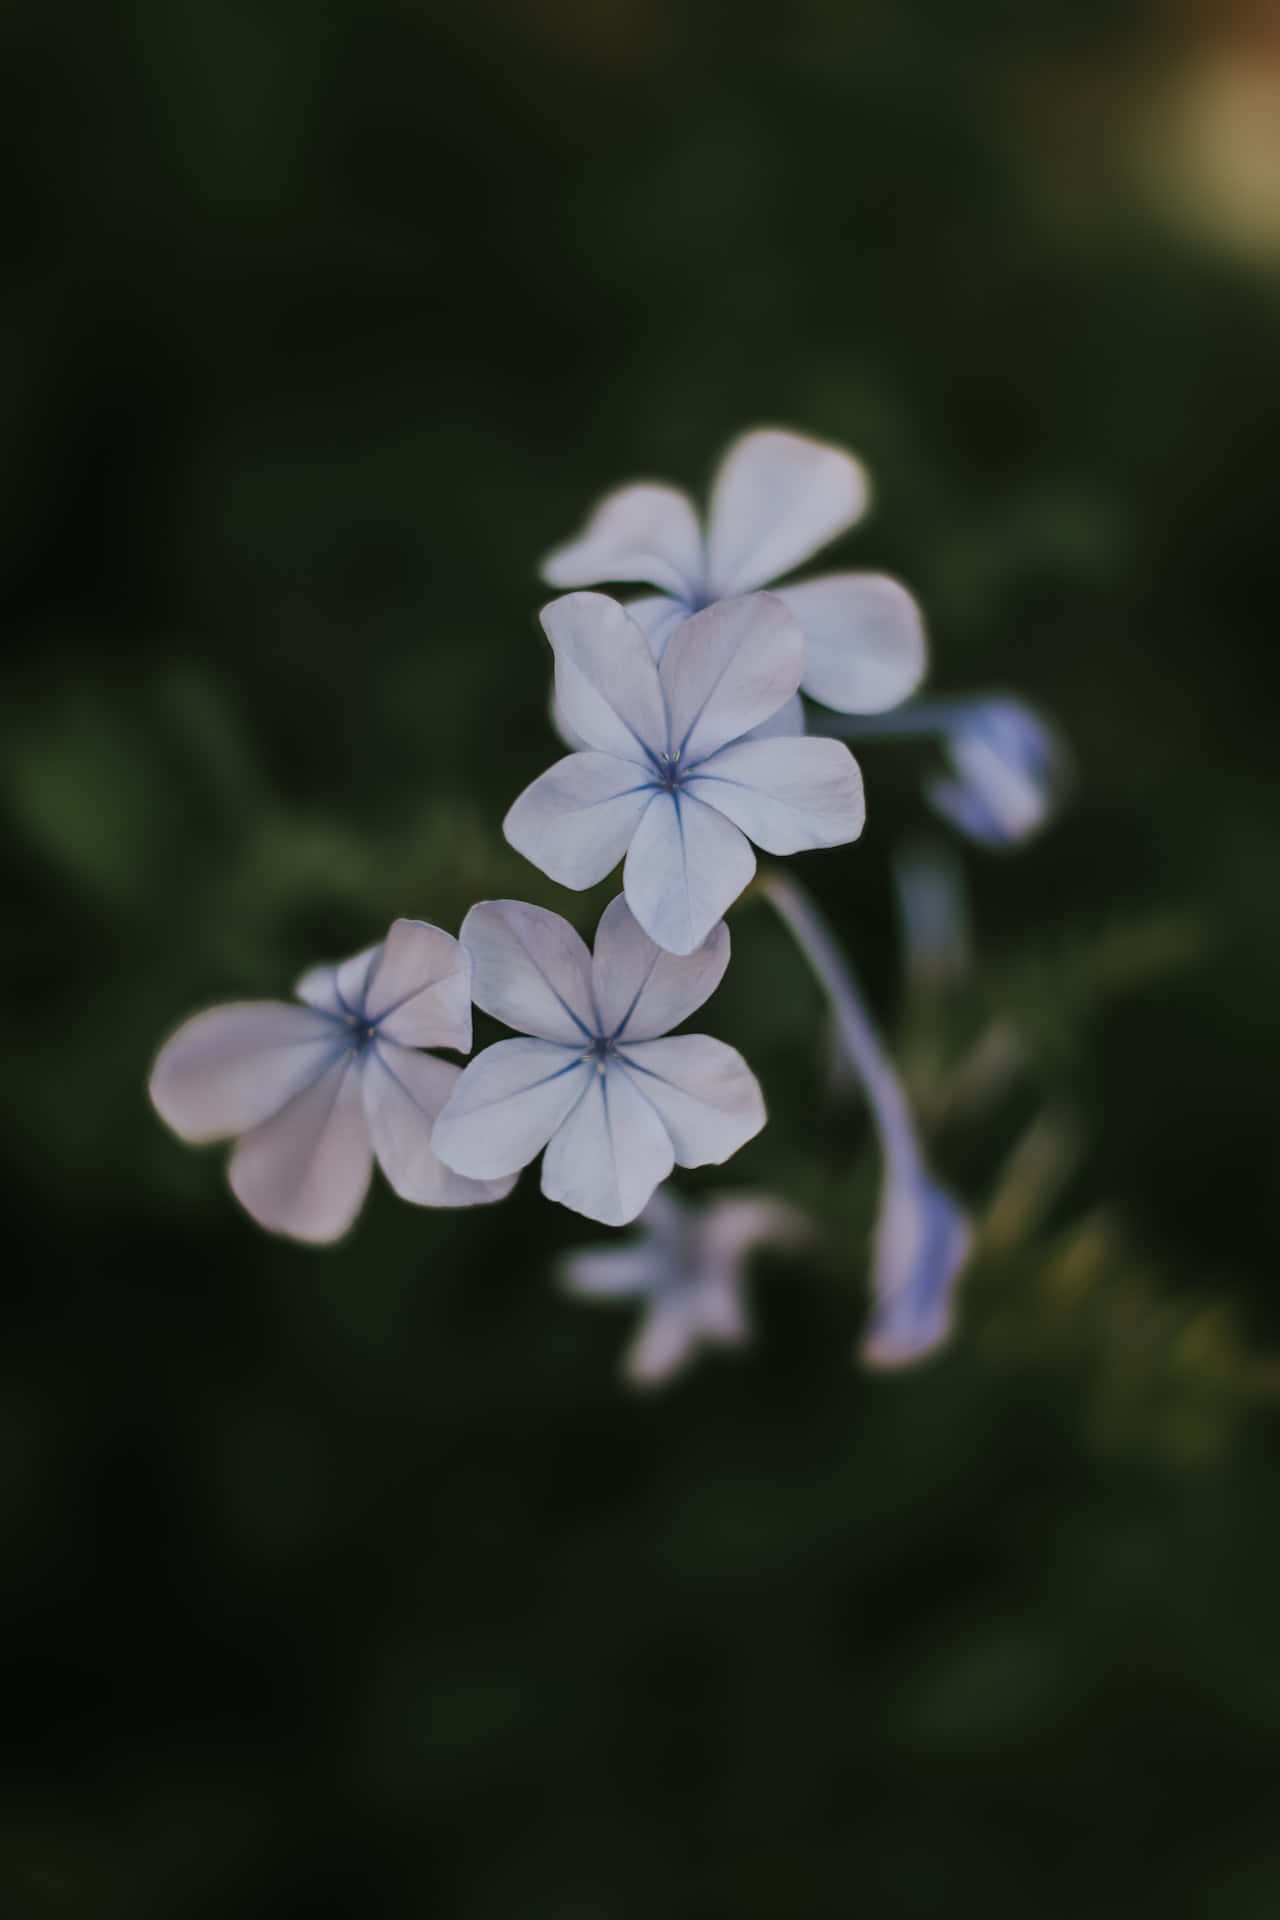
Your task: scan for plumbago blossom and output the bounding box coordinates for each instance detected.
[560,1187,811,1388]
[505,589,865,955]
[825,694,1068,849]
[147,420,1066,1386]
[431,896,765,1226]
[149,920,514,1243]
[543,427,927,717]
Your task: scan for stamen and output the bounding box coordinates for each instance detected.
[656,750,683,794]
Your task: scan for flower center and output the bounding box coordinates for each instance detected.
[348,1018,379,1051]
[585,1034,616,1075]
[654,750,685,794]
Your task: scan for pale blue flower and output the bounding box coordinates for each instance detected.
[149,920,515,1244]
[560,1187,811,1388]
[924,697,1064,847]
[543,426,927,716]
[431,896,765,1227]
[504,590,866,955]
[823,695,1067,848]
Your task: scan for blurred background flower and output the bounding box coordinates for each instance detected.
[3,1,1280,1915]
[559,1186,812,1388]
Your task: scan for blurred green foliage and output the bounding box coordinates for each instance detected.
[4,0,1280,1915]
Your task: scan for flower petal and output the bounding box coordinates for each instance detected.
[362,1042,516,1207]
[705,428,869,596]
[149,1002,343,1143]
[540,592,668,764]
[686,735,866,855]
[540,1062,675,1226]
[541,482,705,601]
[622,791,756,957]
[560,1243,671,1299]
[459,900,597,1043]
[503,753,655,893]
[618,1034,766,1167]
[860,1173,972,1368]
[591,892,730,1042]
[362,919,473,1051]
[687,1272,750,1344]
[743,690,806,742]
[775,573,927,714]
[295,946,380,1015]
[623,1300,699,1388]
[431,1036,588,1179]
[228,1054,373,1244]
[623,592,689,664]
[694,1194,811,1270]
[660,594,803,765]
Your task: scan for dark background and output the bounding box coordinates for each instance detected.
[5,1,1280,1914]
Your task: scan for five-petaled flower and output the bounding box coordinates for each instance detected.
[542,426,927,716]
[431,896,766,1226]
[149,919,515,1244]
[504,590,866,955]
[560,1186,811,1388]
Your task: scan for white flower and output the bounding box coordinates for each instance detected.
[431,895,766,1227]
[923,697,1066,848]
[560,1187,811,1388]
[859,1168,973,1368]
[149,919,514,1244]
[504,590,866,955]
[542,426,927,715]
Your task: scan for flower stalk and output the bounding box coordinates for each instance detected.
[757,866,972,1366]
[756,868,924,1180]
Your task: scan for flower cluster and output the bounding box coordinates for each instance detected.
[150,427,1063,1383]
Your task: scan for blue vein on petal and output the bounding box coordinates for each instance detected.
[251,1045,353,1141]
[600,1071,619,1207]
[671,636,780,764]
[333,949,380,1021]
[333,980,361,1020]
[503,931,598,1042]
[614,1050,682,1091]
[671,787,699,950]
[368,1041,439,1116]
[610,1055,685,1160]
[560,650,667,775]
[606,947,661,1044]
[368,968,464,1030]
[450,1052,586,1115]
[686,768,810,826]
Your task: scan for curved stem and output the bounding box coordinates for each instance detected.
[756,868,923,1179]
